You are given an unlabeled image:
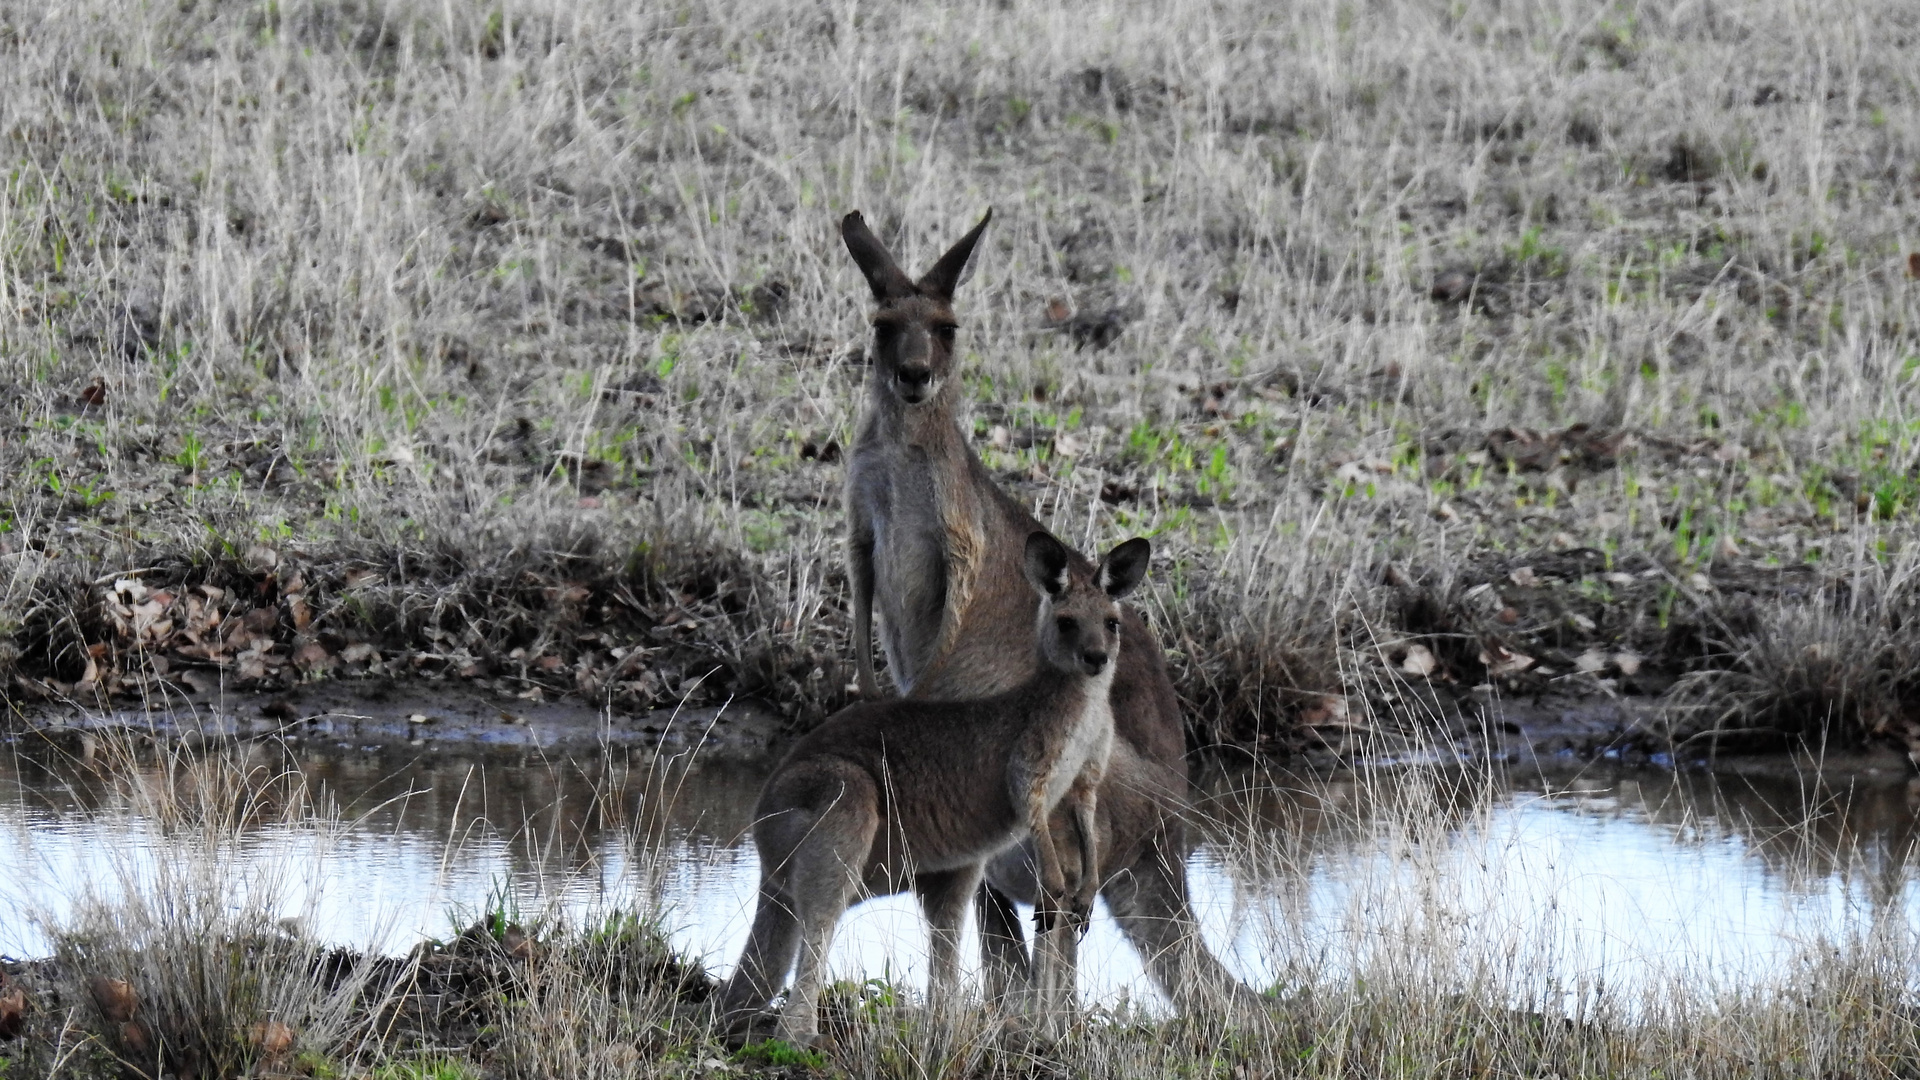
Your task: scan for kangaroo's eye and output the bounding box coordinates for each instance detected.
[932,324,957,344]
[1055,616,1075,636]
[1105,617,1121,634]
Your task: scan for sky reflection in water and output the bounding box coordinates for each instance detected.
[3,740,1915,1009]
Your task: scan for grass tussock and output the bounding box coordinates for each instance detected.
[5,734,1920,1078]
[2,0,1920,756]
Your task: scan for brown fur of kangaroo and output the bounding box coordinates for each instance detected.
[840,209,1261,1014]
[717,534,1149,1045]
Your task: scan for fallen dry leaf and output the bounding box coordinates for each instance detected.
[1508,566,1540,587]
[1909,252,1920,279]
[90,977,138,1023]
[1300,694,1356,726]
[244,544,280,574]
[1400,643,1438,677]
[1575,647,1610,674]
[1479,645,1535,677]
[1615,651,1644,676]
[292,642,332,672]
[120,1020,151,1054]
[502,924,535,961]
[0,970,23,1040]
[248,1019,295,1057]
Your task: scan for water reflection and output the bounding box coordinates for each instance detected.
[3,734,1917,1007]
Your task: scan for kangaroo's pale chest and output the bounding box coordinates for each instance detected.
[1044,684,1115,807]
[862,452,949,690]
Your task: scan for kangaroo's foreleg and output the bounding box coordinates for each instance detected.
[1065,774,1102,927]
[848,525,881,698]
[1032,776,1100,1024]
[1026,780,1068,903]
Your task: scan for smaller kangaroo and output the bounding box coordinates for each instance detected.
[718,532,1151,1045]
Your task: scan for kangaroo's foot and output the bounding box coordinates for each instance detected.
[721,1004,787,1050]
[773,1010,821,1050]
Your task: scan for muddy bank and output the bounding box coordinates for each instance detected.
[3,678,787,763]
[0,921,717,1079]
[7,677,1914,781]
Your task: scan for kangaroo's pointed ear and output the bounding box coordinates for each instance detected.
[1022,530,1072,598]
[1097,537,1151,599]
[916,209,992,301]
[842,212,915,301]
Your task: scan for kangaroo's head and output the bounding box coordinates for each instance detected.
[1023,532,1150,678]
[841,209,991,408]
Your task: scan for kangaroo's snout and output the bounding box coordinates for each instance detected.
[1081,649,1108,672]
[895,365,934,401]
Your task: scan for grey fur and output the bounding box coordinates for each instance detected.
[717,536,1140,1044]
[839,209,1263,1018]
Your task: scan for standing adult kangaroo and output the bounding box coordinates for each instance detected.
[840,208,1257,1012]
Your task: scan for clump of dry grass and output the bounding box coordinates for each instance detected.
[3,0,1919,755]
[4,733,386,1077]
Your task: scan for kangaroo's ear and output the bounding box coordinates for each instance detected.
[1022,530,1072,598]
[842,212,916,301]
[1097,537,1151,599]
[916,209,992,301]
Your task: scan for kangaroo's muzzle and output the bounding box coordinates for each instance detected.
[895,365,935,403]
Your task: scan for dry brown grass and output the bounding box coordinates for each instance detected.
[2,0,1919,757]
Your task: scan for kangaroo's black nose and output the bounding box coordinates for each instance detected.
[1082,650,1108,670]
[897,366,932,388]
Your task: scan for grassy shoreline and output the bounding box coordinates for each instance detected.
[4,733,1919,1078]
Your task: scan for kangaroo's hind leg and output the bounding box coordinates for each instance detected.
[915,864,985,1020]
[975,880,1032,1005]
[718,877,804,1040]
[1103,820,1263,1017]
[765,762,881,1046]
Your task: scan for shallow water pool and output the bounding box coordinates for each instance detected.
[3,730,1917,1009]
